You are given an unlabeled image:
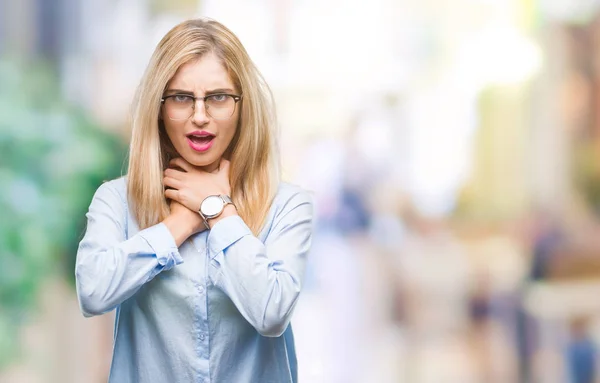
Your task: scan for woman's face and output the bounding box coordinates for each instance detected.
[161,52,240,172]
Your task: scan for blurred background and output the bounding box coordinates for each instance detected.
[3,0,600,382]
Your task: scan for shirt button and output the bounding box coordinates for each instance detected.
[200,333,205,341]
[157,254,168,266]
[198,285,204,293]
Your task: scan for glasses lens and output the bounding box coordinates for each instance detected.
[164,96,194,120]
[206,95,236,120]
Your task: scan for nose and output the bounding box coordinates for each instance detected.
[191,99,210,125]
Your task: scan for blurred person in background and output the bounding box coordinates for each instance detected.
[74,18,313,383]
[516,209,564,382]
[394,202,474,381]
[567,316,597,383]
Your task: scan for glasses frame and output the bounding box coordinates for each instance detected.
[160,93,243,121]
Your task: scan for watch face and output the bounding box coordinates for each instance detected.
[201,195,224,218]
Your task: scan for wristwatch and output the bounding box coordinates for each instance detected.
[199,194,234,229]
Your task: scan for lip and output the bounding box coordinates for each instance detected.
[186,131,215,152]
[187,130,215,138]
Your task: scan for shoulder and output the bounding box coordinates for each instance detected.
[272,182,314,215]
[91,176,128,205]
[259,182,314,237]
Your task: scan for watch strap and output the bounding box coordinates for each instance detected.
[220,194,233,206]
[200,215,210,230]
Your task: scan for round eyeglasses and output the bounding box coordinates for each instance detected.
[161,93,242,121]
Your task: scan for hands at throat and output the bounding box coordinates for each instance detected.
[162,157,238,246]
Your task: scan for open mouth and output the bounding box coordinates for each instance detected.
[186,132,215,152]
[187,132,215,144]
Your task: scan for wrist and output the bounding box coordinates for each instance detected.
[208,204,237,229]
[162,215,194,247]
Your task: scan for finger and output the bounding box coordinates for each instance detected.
[164,188,180,202]
[163,176,184,190]
[164,167,185,180]
[170,157,192,172]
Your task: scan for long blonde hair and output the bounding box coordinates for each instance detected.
[127,18,280,235]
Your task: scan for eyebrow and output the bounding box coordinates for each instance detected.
[164,88,236,95]
[164,89,194,96]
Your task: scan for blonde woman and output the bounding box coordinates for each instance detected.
[75,18,313,383]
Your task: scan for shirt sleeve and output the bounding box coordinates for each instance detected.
[206,189,314,337]
[75,181,183,317]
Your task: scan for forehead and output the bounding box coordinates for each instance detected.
[168,52,234,91]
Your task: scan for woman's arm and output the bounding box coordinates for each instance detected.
[206,189,314,337]
[75,180,183,317]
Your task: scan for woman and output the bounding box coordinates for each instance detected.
[75,18,313,383]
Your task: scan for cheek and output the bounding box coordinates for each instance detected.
[163,121,183,144]
[221,119,239,146]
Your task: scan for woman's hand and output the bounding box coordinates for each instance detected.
[163,157,231,211]
[162,199,206,247]
[163,157,237,229]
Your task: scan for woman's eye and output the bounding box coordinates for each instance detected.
[208,94,228,103]
[173,95,192,103]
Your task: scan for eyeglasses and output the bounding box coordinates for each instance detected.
[161,93,242,121]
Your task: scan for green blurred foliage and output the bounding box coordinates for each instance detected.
[0,58,126,368]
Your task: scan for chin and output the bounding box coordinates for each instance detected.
[179,150,219,169]
[184,154,211,166]
[189,158,216,168]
